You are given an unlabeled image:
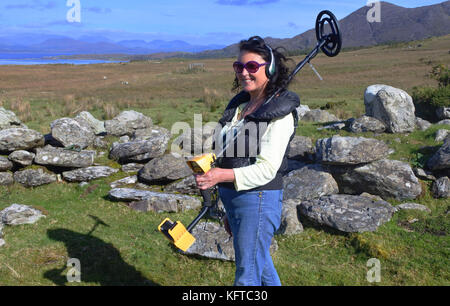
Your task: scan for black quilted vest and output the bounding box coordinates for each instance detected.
[215,90,300,191]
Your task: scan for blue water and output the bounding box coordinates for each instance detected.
[0,53,127,65]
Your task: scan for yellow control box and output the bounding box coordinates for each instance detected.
[186,153,216,174]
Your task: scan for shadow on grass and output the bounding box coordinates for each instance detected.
[44,217,159,286]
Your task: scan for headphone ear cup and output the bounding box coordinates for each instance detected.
[265,44,275,78]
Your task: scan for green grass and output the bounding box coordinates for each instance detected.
[0,35,449,286]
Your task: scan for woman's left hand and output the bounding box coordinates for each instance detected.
[194,168,235,190]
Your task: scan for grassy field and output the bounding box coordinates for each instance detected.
[0,35,449,286]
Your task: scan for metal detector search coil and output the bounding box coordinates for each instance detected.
[158,218,195,252]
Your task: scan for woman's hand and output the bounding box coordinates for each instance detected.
[194,167,235,190]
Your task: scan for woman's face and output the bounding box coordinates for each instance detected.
[236,51,269,96]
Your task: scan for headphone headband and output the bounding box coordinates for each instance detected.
[246,36,276,78]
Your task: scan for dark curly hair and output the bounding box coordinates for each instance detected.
[232,36,292,97]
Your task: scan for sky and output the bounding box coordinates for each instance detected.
[0,0,447,45]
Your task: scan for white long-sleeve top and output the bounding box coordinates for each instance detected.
[219,102,294,191]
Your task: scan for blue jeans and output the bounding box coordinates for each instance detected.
[219,187,283,286]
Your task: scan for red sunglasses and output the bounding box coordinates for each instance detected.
[233,61,268,74]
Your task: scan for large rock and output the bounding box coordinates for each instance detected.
[287,136,315,161]
[394,203,431,213]
[0,156,13,171]
[299,194,395,232]
[316,136,390,165]
[50,117,95,149]
[184,221,278,261]
[435,129,450,142]
[108,188,201,212]
[34,146,95,168]
[74,111,106,135]
[283,164,338,201]
[8,150,35,166]
[431,176,450,198]
[0,204,45,225]
[138,154,192,184]
[164,175,200,195]
[347,116,386,133]
[276,200,304,235]
[0,128,44,152]
[105,110,152,136]
[364,85,416,133]
[0,172,14,185]
[427,137,450,170]
[296,105,311,120]
[14,168,57,187]
[62,166,119,182]
[326,159,422,200]
[301,109,339,123]
[109,127,170,161]
[436,107,450,120]
[415,117,432,131]
[0,108,27,130]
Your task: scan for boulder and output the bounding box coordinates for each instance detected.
[105,110,152,136]
[298,194,395,232]
[276,199,304,235]
[347,116,386,133]
[183,221,278,261]
[431,176,450,198]
[74,111,106,135]
[0,172,14,185]
[436,107,450,120]
[287,136,315,161]
[435,129,450,142]
[0,107,27,130]
[164,175,200,196]
[50,117,95,149]
[283,164,338,201]
[138,154,192,184]
[0,128,44,152]
[109,127,170,162]
[415,117,432,131]
[301,109,339,123]
[8,150,35,166]
[296,105,311,120]
[0,204,45,225]
[62,166,119,182]
[14,168,57,187]
[34,146,95,168]
[326,159,422,200]
[427,137,450,170]
[436,119,450,126]
[0,156,13,171]
[121,163,144,173]
[110,175,138,188]
[315,136,390,165]
[364,85,416,133]
[108,188,201,212]
[394,203,431,213]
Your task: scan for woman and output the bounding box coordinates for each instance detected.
[194,36,300,286]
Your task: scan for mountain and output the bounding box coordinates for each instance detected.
[0,36,226,55]
[198,1,450,58]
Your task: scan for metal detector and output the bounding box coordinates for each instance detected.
[158,10,342,252]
